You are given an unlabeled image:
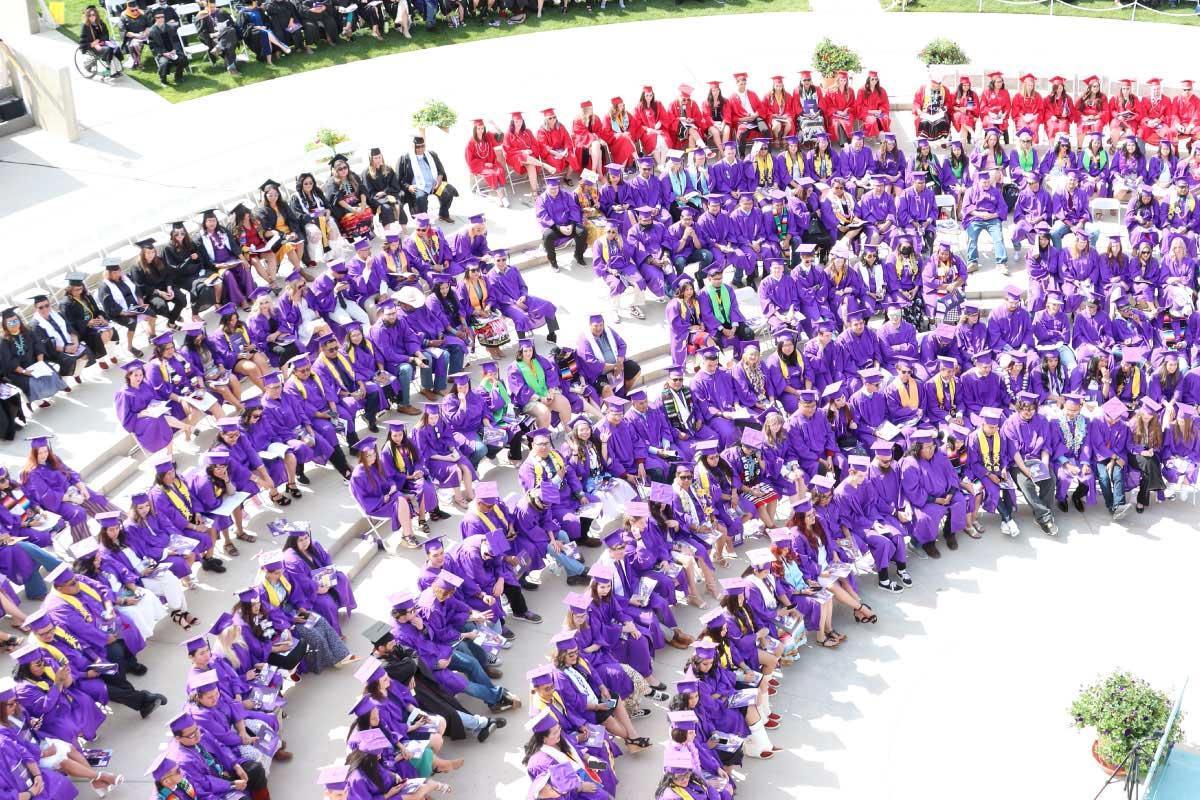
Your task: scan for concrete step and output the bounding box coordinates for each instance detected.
[87,454,142,499]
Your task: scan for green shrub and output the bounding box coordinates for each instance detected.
[1069,670,1184,777]
[919,37,969,66]
[812,38,862,78]
[412,100,459,132]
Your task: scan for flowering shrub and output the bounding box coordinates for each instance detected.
[1069,670,1184,776]
[305,128,350,156]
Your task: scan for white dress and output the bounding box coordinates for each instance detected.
[103,569,167,639]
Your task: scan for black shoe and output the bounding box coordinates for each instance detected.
[296,473,311,485]
[1056,499,1068,512]
[546,332,557,343]
[430,508,451,521]
[1072,495,1086,513]
[500,627,515,640]
[488,696,516,713]
[945,532,958,551]
[484,664,502,680]
[129,347,145,358]
[367,420,379,433]
[477,718,498,742]
[201,556,226,573]
[566,574,590,586]
[573,256,586,266]
[514,611,542,624]
[127,662,148,676]
[549,261,561,272]
[519,578,539,591]
[922,541,941,559]
[139,698,160,719]
[579,536,603,548]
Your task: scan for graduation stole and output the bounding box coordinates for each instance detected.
[599,234,623,266]
[289,372,327,402]
[693,468,717,515]
[413,233,438,264]
[784,151,805,178]
[32,638,69,671]
[1083,149,1108,173]
[157,358,182,387]
[1168,194,1196,221]
[896,253,918,280]
[896,377,920,409]
[773,210,790,239]
[671,784,700,800]
[934,375,956,410]
[473,504,509,533]
[465,277,488,312]
[577,185,600,210]
[532,451,565,484]
[319,351,355,390]
[778,352,804,381]
[69,295,95,324]
[681,298,701,325]
[922,85,945,112]
[755,155,773,186]
[732,605,755,635]
[704,285,731,326]
[382,249,408,276]
[1129,367,1142,400]
[261,576,293,608]
[53,583,104,624]
[812,151,833,179]
[388,442,407,473]
[831,194,854,224]
[1058,416,1087,456]
[715,639,735,670]
[482,378,511,420]
[977,429,1001,473]
[345,339,376,367]
[517,359,548,396]
[610,111,629,134]
[162,479,193,518]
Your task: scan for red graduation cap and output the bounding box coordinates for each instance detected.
[1119,78,1134,87]
[641,85,654,94]
[836,70,849,80]
[1019,73,1036,82]
[1081,75,1099,84]
[732,72,748,81]
[706,80,721,88]
[580,100,592,109]
[770,75,783,82]
[541,108,556,117]
[867,70,878,79]
[986,70,1002,79]
[471,118,483,126]
[1049,75,1065,84]
[678,84,693,97]
[1146,77,1162,86]
[610,96,623,106]
[1182,79,1194,89]
[510,111,524,120]
[798,70,813,79]
[960,75,972,84]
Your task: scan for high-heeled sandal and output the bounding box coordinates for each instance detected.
[853,603,877,624]
[270,491,291,506]
[286,484,302,498]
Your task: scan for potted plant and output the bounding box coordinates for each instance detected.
[412,100,459,138]
[811,38,862,89]
[919,37,969,66]
[305,128,352,162]
[1069,670,1185,778]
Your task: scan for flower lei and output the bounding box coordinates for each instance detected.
[1058,415,1087,456]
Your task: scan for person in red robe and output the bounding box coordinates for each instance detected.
[668,84,711,151]
[952,76,980,145]
[1107,79,1141,142]
[1174,80,1200,150]
[702,80,732,151]
[1042,76,1075,143]
[726,71,766,152]
[631,85,671,163]
[980,71,1012,142]
[605,97,645,167]
[1074,75,1109,147]
[464,118,507,204]
[822,70,857,143]
[761,75,795,144]
[537,107,581,180]
[912,76,953,142]
[572,101,609,174]
[1010,73,1044,144]
[857,70,891,139]
[1138,78,1175,147]
[502,111,547,193]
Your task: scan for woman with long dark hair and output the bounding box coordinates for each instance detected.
[1130,396,1166,513]
[20,437,115,543]
[349,437,417,546]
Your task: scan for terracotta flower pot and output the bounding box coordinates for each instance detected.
[1091,740,1127,777]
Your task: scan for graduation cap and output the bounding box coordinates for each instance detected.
[259,178,281,193]
[317,765,351,791]
[147,754,179,783]
[328,153,350,167]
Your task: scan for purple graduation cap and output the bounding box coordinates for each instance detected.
[587,561,614,583]
[601,530,624,548]
[527,708,557,734]
[434,570,463,590]
[859,367,884,385]
[389,590,416,612]
[95,510,123,528]
[810,474,835,493]
[147,754,178,783]
[476,480,499,501]
[719,577,747,596]
[317,765,351,791]
[695,439,720,456]
[348,729,391,755]
[550,631,578,652]
[699,607,726,628]
[168,711,195,735]
[526,665,554,687]
[625,500,649,518]
[483,529,511,556]
[979,407,1005,425]
[794,496,814,513]
[209,611,233,635]
[236,587,259,604]
[1101,397,1128,421]
[668,710,700,731]
[691,639,718,659]
[69,538,99,560]
[740,426,765,449]
[47,564,75,586]
[564,591,592,613]
[648,482,674,504]
[1140,396,1163,415]
[354,656,386,684]
[183,636,207,655]
[187,669,219,694]
[423,535,444,553]
[848,454,871,472]
[258,550,284,572]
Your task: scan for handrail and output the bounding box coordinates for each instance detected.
[0,39,37,89]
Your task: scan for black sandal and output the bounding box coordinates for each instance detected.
[854,603,877,624]
[286,484,302,498]
[0,634,22,652]
[270,492,291,506]
[624,736,650,748]
[816,636,839,648]
[418,518,431,534]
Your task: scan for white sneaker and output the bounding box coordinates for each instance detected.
[1112,503,1131,521]
[1004,520,1020,537]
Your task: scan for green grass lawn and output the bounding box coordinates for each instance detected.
[882,0,1200,26]
[61,0,809,102]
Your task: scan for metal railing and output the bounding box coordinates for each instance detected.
[890,0,1200,21]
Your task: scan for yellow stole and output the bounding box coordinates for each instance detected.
[978,429,1001,473]
[53,583,104,624]
[475,505,508,532]
[390,443,407,472]
[532,452,565,484]
[896,378,920,409]
[261,576,293,608]
[289,373,327,402]
[319,351,355,388]
[934,376,956,409]
[465,278,488,313]
[162,480,192,517]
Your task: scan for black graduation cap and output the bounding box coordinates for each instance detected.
[328,153,349,168]
[28,294,49,305]
[0,307,19,319]
[103,258,122,271]
[259,178,281,193]
[65,272,87,286]
[169,221,186,230]
[368,147,381,157]
[361,621,392,646]
[229,203,250,218]
[199,209,218,220]
[137,238,156,249]
[412,136,425,146]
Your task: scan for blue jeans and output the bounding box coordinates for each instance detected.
[419,345,464,392]
[450,645,502,705]
[1049,221,1100,249]
[1096,460,1125,511]
[1054,344,1078,372]
[18,542,60,600]
[393,362,414,406]
[549,531,585,577]
[456,711,487,732]
[965,218,1007,266]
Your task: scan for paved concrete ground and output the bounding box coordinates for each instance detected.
[2,6,1199,800]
